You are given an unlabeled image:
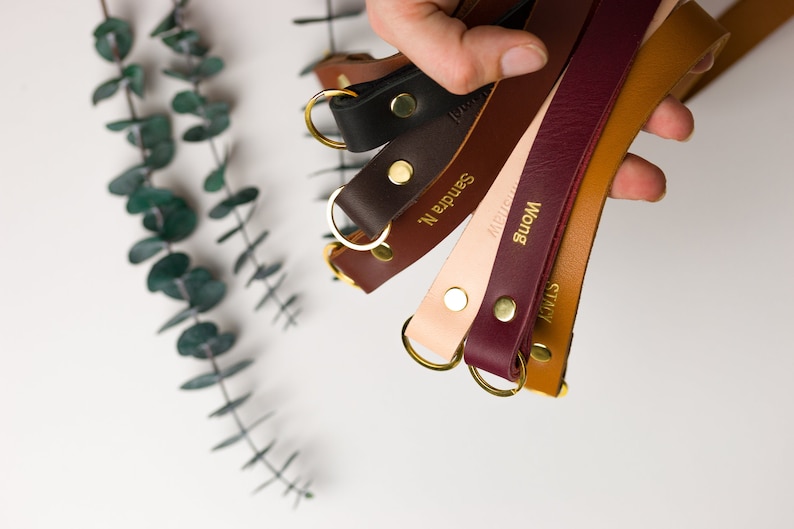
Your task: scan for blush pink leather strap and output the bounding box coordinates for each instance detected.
[463,0,664,381]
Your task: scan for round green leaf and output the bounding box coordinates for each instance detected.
[207,113,230,138]
[128,236,166,264]
[182,124,208,142]
[194,56,224,79]
[126,187,174,214]
[92,78,121,105]
[177,322,218,357]
[94,18,133,62]
[195,332,236,359]
[203,164,226,192]
[209,187,259,219]
[161,266,211,300]
[147,252,190,293]
[131,114,171,149]
[192,280,226,313]
[123,64,145,98]
[172,90,205,114]
[145,140,176,170]
[143,197,187,233]
[203,101,229,120]
[160,205,197,242]
[108,164,147,196]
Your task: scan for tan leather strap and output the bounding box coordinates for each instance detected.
[675,0,794,101]
[405,0,729,394]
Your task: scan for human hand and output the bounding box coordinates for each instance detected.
[366,0,711,202]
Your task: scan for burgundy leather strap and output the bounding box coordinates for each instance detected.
[463,0,663,381]
[328,0,594,292]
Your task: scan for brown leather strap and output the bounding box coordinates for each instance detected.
[675,0,794,101]
[328,0,594,292]
[463,0,664,382]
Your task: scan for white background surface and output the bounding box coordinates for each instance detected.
[1,1,792,528]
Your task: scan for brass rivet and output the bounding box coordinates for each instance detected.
[443,287,468,312]
[529,343,552,363]
[493,296,517,322]
[388,160,414,185]
[390,93,417,118]
[370,243,394,262]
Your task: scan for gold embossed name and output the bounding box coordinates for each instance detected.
[512,201,542,245]
[416,173,475,227]
[537,282,559,324]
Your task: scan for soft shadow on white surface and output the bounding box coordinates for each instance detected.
[1,1,792,528]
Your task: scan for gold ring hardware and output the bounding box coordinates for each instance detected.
[468,353,527,398]
[401,316,462,372]
[326,186,392,251]
[304,88,358,149]
[322,242,360,289]
[390,93,417,118]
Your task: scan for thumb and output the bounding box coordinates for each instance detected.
[368,3,547,95]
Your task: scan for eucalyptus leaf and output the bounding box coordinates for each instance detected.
[143,197,188,232]
[162,29,200,49]
[106,118,139,132]
[145,139,176,170]
[255,275,286,311]
[147,252,190,293]
[220,358,254,379]
[160,203,197,242]
[162,68,192,82]
[250,230,269,251]
[193,56,224,79]
[108,164,147,196]
[126,187,174,214]
[241,440,276,470]
[94,18,133,62]
[192,280,226,313]
[177,322,218,357]
[92,78,121,105]
[207,113,230,137]
[157,306,198,334]
[182,124,209,142]
[203,163,226,192]
[253,451,299,493]
[132,114,171,150]
[211,409,273,450]
[216,225,241,244]
[172,90,205,114]
[247,263,282,286]
[209,187,259,219]
[209,392,252,418]
[128,236,167,264]
[160,266,212,300]
[123,64,145,98]
[150,10,177,37]
[203,101,229,120]
[181,371,221,391]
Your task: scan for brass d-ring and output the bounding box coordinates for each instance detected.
[326,186,392,251]
[468,353,527,398]
[323,241,360,289]
[304,88,357,149]
[401,316,462,371]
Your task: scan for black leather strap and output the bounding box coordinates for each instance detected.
[328,0,534,153]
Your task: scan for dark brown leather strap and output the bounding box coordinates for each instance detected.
[327,0,535,152]
[463,0,663,381]
[328,0,594,292]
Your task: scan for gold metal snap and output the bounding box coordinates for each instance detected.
[401,316,462,371]
[443,287,468,312]
[326,186,391,251]
[370,243,394,262]
[388,160,414,185]
[529,343,552,363]
[468,353,527,398]
[322,242,359,289]
[493,296,517,322]
[304,88,357,149]
[390,93,417,118]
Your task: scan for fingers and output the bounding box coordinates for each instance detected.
[366,0,548,94]
[643,95,695,141]
[609,153,667,202]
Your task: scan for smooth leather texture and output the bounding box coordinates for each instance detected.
[328,0,594,290]
[327,0,533,152]
[462,0,664,382]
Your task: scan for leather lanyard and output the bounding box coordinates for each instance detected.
[405,0,729,395]
[327,0,593,292]
[461,0,664,383]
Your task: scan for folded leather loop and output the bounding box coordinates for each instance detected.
[328,0,594,291]
[405,0,684,390]
[462,0,664,382]
[674,0,794,101]
[327,0,535,152]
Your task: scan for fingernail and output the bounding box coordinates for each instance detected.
[500,44,548,78]
[682,124,695,142]
[652,188,667,202]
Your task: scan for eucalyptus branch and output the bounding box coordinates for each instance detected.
[152,0,299,328]
[91,1,312,504]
